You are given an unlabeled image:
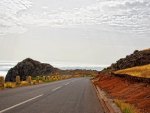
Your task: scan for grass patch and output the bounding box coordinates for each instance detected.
[0,75,74,90]
[20,81,29,86]
[114,64,150,78]
[5,82,16,88]
[115,99,140,113]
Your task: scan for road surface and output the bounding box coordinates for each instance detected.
[0,78,104,113]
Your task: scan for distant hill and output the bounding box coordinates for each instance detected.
[60,66,103,71]
[5,58,99,82]
[105,49,150,71]
[59,69,98,77]
[5,58,59,82]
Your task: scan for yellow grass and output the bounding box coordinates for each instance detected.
[115,99,140,113]
[142,48,150,51]
[32,80,37,85]
[0,75,78,90]
[20,81,29,86]
[114,64,150,78]
[4,82,16,88]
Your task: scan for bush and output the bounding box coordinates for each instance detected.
[5,82,16,88]
[0,76,5,89]
[32,80,37,85]
[42,76,46,82]
[26,76,32,84]
[36,76,40,83]
[16,76,21,85]
[20,81,29,86]
[115,99,140,113]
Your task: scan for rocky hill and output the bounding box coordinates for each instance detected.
[5,58,59,82]
[105,49,150,71]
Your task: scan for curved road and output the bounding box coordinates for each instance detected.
[0,78,104,113]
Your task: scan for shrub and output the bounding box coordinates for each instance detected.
[45,76,50,81]
[5,82,16,88]
[32,80,37,85]
[42,76,46,82]
[36,76,40,83]
[20,81,29,86]
[26,76,32,84]
[0,76,5,89]
[39,80,43,83]
[16,76,21,85]
[115,99,140,113]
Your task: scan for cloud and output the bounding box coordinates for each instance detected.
[0,0,150,35]
[0,0,32,35]
[42,6,48,9]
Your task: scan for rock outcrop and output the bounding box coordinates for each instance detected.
[5,58,58,82]
[106,49,150,71]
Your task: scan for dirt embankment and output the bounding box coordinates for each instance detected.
[94,73,150,113]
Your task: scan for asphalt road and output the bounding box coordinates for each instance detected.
[0,78,104,113]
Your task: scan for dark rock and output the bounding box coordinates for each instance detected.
[5,58,59,82]
[106,49,150,71]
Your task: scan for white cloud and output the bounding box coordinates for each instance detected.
[42,6,48,9]
[0,0,32,35]
[0,0,150,35]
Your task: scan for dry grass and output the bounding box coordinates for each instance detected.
[115,99,140,113]
[0,76,5,89]
[0,75,74,90]
[114,64,150,78]
[20,81,29,86]
[4,82,16,88]
[142,48,150,51]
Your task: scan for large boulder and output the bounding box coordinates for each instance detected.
[5,58,58,82]
[106,49,150,71]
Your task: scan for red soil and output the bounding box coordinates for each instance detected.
[94,73,150,113]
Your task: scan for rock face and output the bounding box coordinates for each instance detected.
[106,49,150,71]
[5,58,58,82]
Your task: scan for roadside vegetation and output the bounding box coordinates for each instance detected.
[115,99,140,113]
[0,74,93,89]
[114,64,150,78]
[0,75,74,89]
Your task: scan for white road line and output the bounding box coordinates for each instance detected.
[52,86,62,92]
[65,82,70,85]
[0,94,43,113]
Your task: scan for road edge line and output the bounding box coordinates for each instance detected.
[0,94,43,113]
[51,86,62,92]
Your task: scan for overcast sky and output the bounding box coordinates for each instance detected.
[0,0,150,66]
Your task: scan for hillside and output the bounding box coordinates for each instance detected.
[59,69,98,77]
[105,49,150,71]
[5,58,98,82]
[114,64,150,78]
[94,48,150,113]
[5,58,59,82]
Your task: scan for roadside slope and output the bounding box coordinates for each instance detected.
[94,48,150,113]
[94,73,150,113]
[114,64,150,78]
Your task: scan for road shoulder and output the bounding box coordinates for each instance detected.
[91,80,122,113]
